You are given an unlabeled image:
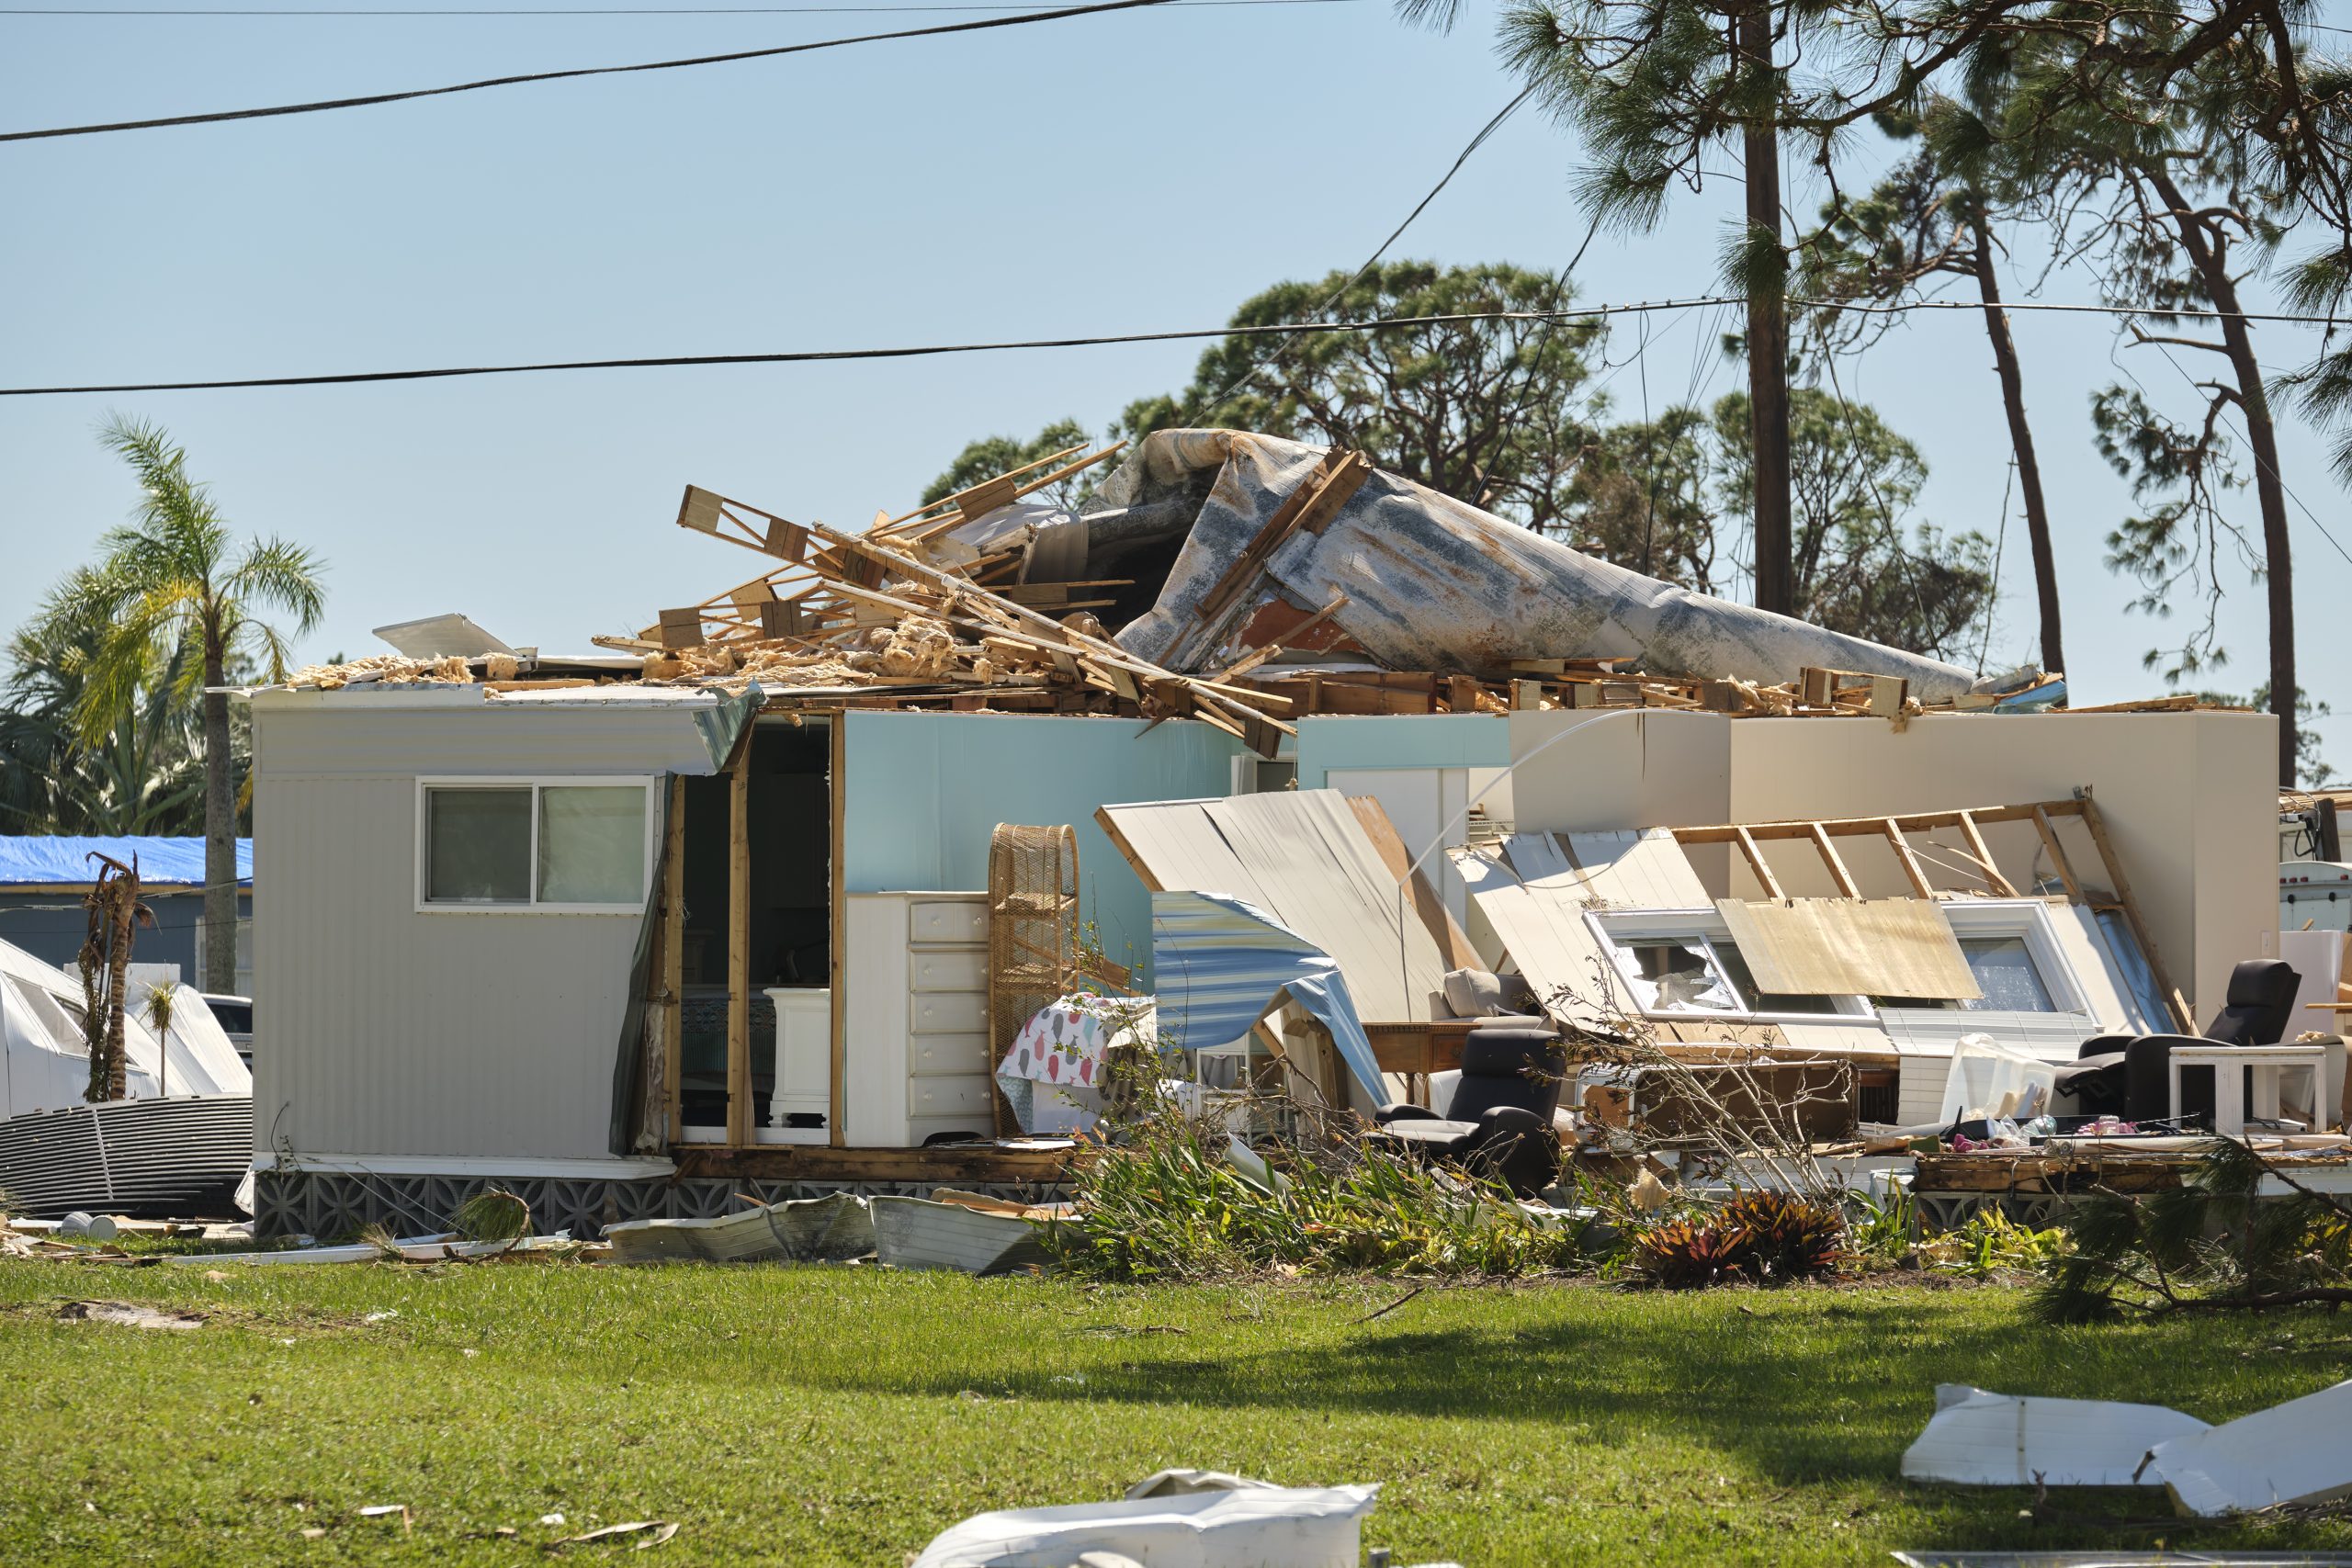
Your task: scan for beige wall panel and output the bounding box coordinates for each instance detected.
[1507,710,1733,835]
[1726,712,2277,1017]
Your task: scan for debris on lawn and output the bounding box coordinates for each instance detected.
[548,1519,680,1550]
[910,1472,1379,1568]
[55,1298,206,1330]
[868,1192,1068,1276]
[1901,1384,2213,1487]
[1902,1377,2352,1517]
[603,1191,873,1265]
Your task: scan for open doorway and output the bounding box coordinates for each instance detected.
[675,716,832,1142]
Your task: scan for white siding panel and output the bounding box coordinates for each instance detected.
[254,771,641,1163]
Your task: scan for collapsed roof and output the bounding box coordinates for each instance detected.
[1074,431,2001,702]
[266,427,2061,733]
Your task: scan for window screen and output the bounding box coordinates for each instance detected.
[537,785,647,906]
[1958,935,2057,1012]
[426,787,532,903]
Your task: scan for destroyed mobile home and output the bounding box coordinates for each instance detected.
[220,427,2335,1256]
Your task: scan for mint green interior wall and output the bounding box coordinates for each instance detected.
[840,711,1247,981]
[1293,714,1510,790]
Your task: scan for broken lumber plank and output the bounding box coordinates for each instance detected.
[1192,449,1371,625]
[1213,592,1350,681]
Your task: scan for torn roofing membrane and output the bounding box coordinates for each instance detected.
[1094,430,2000,700]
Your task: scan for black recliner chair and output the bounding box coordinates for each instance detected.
[1370,1021,1564,1197]
[2056,959,2301,1124]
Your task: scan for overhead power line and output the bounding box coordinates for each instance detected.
[0,0,1181,141]
[6,296,2346,398]
[0,1,1351,12]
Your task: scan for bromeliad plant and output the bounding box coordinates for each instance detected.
[1630,1190,1848,1290]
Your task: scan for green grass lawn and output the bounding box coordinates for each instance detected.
[1,1259,2346,1566]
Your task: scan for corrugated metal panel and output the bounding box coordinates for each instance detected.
[254,720,653,1162]
[0,1096,251,1217]
[1103,430,1987,699]
[1149,890,1387,1107]
[1099,790,1448,1022]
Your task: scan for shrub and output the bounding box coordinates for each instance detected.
[1631,1190,1846,1289]
[1049,1111,1600,1281]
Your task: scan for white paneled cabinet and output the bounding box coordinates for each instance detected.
[843,892,996,1147]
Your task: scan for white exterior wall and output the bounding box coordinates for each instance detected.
[249,690,730,1166]
[1727,711,2278,1020]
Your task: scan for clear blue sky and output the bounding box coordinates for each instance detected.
[2,0,2346,762]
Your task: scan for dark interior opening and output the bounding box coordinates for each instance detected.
[676,716,831,1134]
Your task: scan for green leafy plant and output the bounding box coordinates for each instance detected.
[1917,1209,2070,1279]
[1631,1190,1847,1290]
[2035,1138,2352,1322]
[1049,1111,1598,1282]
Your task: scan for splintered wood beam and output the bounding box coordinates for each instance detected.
[878,442,1090,533]
[677,484,809,564]
[805,519,1295,738]
[1214,592,1350,682]
[1734,826,1784,900]
[2075,793,2194,1031]
[727,753,752,1149]
[662,776,685,1148]
[1672,799,2085,846]
[1955,810,2018,897]
[1807,822,1860,898]
[896,444,1131,544]
[1883,818,1935,897]
[1193,449,1371,625]
[2030,805,2083,901]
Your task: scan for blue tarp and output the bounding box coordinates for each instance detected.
[1149,890,1392,1111]
[0,837,253,889]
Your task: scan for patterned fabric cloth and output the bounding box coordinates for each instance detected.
[996,993,1156,1136]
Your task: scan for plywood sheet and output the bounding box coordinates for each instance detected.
[1716,898,1981,999]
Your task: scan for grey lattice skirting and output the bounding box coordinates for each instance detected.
[1913,1190,2114,1233]
[254,1168,1071,1242]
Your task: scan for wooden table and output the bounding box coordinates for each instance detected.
[1365,1021,1476,1106]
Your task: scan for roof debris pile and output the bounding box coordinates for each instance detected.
[266,426,2150,747]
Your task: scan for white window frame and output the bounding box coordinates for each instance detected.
[1584,908,1875,1024]
[413,775,655,915]
[1936,898,2094,1017]
[1583,898,2090,1023]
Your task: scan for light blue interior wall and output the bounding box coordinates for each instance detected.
[840,711,1247,982]
[1293,714,1510,790]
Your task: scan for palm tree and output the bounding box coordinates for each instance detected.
[2,569,208,836]
[68,416,326,991]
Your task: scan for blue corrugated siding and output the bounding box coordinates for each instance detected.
[1149,890,1386,1105]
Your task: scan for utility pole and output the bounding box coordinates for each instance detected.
[1737,1,1793,616]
